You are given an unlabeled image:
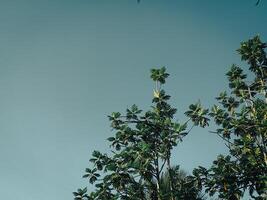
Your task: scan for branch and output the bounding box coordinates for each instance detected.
[209,130,235,146]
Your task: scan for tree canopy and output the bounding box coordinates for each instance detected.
[74,36,267,200]
[74,67,203,200]
[190,36,267,200]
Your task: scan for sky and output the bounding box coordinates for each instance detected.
[0,0,266,199]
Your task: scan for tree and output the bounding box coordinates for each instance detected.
[73,34,266,199]
[186,36,267,199]
[73,68,203,200]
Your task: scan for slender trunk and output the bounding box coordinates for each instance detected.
[166,151,175,200]
[155,156,161,200]
[156,182,161,200]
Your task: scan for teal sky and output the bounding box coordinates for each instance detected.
[0,0,266,199]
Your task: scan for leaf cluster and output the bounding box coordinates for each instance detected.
[75,68,200,200]
[190,36,267,200]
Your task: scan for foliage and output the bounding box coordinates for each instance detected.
[188,36,267,199]
[159,166,205,200]
[74,36,267,200]
[74,67,202,200]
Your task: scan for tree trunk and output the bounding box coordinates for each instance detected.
[166,152,175,200]
[155,156,162,200]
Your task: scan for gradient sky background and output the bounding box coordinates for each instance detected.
[0,0,267,199]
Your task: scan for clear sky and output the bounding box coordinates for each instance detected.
[0,0,266,199]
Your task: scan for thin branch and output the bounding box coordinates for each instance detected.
[209,130,235,146]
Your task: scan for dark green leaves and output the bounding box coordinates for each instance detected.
[150,67,169,84]
[226,65,247,82]
[190,36,267,199]
[237,35,267,76]
[74,36,267,200]
[73,188,89,200]
[83,168,100,184]
[126,104,142,120]
[74,67,197,200]
[185,103,209,127]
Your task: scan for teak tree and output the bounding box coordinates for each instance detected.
[187,36,267,200]
[73,68,203,200]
